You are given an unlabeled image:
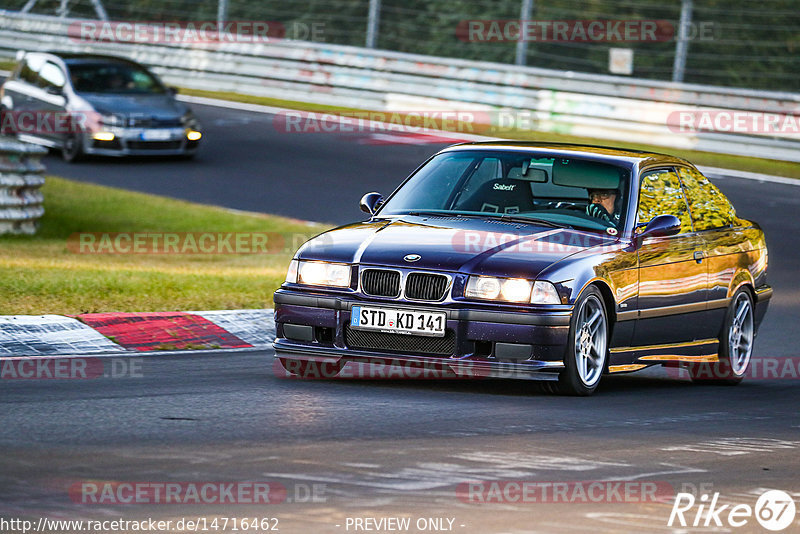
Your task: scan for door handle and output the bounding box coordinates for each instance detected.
[693,251,705,263]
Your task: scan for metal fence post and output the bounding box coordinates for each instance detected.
[672,0,693,82]
[366,0,381,49]
[218,0,229,27]
[515,0,534,66]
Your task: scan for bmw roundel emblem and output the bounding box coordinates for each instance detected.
[404,254,421,262]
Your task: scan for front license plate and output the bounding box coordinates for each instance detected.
[140,129,173,141]
[350,306,446,337]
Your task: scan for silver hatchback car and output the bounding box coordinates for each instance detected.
[0,51,202,161]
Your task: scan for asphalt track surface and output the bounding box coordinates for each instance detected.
[43,101,452,225]
[1,101,799,533]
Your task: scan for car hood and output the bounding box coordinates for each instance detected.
[297,216,616,279]
[78,93,187,119]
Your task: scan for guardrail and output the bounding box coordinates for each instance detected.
[0,11,799,162]
[0,135,46,235]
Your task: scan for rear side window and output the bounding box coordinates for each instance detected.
[638,168,693,233]
[677,167,737,231]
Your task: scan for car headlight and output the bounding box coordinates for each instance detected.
[465,276,560,304]
[285,260,351,288]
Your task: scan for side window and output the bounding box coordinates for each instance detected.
[677,167,736,231]
[38,62,66,91]
[638,168,693,234]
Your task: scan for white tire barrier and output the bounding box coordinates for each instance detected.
[0,135,47,235]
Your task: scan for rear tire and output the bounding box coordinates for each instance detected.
[554,286,609,396]
[690,288,754,385]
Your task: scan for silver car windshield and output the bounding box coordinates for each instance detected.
[68,63,166,95]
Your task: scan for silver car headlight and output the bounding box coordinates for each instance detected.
[285,260,351,288]
[465,276,560,304]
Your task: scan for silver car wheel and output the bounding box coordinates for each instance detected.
[728,292,754,376]
[574,295,607,387]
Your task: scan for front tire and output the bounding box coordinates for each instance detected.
[556,286,609,396]
[62,133,84,163]
[690,288,754,385]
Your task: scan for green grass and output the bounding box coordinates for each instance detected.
[181,87,800,179]
[0,177,329,315]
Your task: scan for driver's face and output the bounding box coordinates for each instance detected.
[590,191,617,215]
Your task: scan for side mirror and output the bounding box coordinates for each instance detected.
[637,214,681,242]
[359,192,383,215]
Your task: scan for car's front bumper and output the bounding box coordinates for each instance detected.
[82,128,200,156]
[273,289,572,381]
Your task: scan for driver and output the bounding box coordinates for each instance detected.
[586,188,620,227]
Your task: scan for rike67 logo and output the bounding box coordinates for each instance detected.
[669,489,797,531]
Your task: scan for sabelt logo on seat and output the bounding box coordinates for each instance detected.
[493,183,516,191]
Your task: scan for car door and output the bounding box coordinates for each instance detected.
[633,167,709,346]
[677,166,742,338]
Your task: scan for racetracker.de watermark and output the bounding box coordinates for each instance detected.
[273,110,494,135]
[67,20,324,44]
[667,110,800,136]
[68,481,295,505]
[667,357,800,380]
[457,19,680,42]
[0,358,142,380]
[456,481,674,503]
[450,230,621,254]
[0,110,101,136]
[67,232,318,255]
[275,357,561,381]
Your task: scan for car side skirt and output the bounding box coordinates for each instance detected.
[609,338,720,370]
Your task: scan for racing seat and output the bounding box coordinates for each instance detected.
[457,178,535,214]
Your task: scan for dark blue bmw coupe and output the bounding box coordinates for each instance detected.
[273,143,772,395]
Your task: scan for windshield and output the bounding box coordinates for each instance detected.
[67,62,166,94]
[378,150,631,232]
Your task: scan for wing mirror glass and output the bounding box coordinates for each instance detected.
[359,192,384,215]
